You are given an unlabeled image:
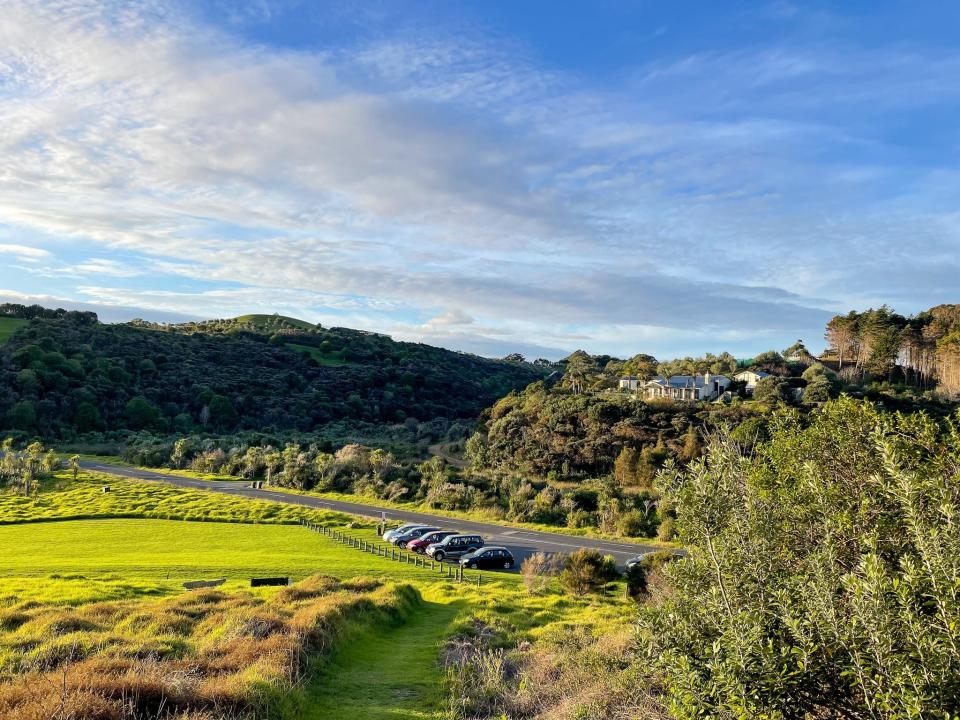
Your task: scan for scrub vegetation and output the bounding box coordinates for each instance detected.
[0,304,544,440]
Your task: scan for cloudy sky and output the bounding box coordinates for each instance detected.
[1,1,958,360]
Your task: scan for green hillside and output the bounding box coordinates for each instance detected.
[0,318,26,345]
[234,313,318,331]
[0,304,546,439]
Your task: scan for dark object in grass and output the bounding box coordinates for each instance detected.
[251,576,290,587]
[183,578,227,590]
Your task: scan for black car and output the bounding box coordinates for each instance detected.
[460,546,514,570]
[392,525,440,548]
[425,534,484,562]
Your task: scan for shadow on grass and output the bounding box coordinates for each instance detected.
[304,598,463,720]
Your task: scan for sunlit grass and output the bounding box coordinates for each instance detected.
[0,469,355,526]
[0,317,26,344]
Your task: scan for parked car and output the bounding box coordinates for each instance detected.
[425,534,484,562]
[460,546,515,570]
[407,530,458,554]
[383,523,429,542]
[625,552,657,571]
[392,526,441,548]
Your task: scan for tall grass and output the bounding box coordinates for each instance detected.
[0,576,419,719]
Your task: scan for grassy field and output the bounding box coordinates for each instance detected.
[286,341,350,366]
[0,317,27,344]
[0,519,459,589]
[0,469,633,719]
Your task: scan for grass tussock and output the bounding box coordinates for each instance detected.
[0,575,417,719]
[446,624,667,720]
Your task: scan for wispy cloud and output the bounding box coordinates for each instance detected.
[0,244,51,261]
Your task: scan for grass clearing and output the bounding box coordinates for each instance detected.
[0,317,27,344]
[286,341,350,366]
[0,519,459,587]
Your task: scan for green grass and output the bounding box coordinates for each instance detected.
[0,519,461,589]
[234,313,317,331]
[0,317,26,344]
[286,341,350,366]
[0,469,355,526]
[305,599,459,719]
[0,468,635,719]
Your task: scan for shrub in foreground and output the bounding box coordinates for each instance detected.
[559,549,619,596]
[640,397,960,718]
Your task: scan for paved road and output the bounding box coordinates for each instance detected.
[79,460,663,567]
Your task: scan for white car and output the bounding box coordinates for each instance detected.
[383,523,430,542]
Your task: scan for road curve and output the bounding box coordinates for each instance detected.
[79,460,664,566]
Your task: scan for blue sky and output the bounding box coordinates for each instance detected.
[1,1,958,360]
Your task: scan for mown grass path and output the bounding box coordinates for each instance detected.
[305,598,461,720]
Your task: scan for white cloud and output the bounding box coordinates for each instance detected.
[0,244,51,261]
[424,309,474,327]
[72,258,144,277]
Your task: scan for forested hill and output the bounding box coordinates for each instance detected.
[0,305,545,438]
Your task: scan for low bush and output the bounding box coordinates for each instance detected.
[520,552,561,595]
[559,549,619,596]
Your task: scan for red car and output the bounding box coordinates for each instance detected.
[407,530,458,554]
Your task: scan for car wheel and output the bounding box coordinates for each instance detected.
[503,561,512,569]
[469,562,478,569]
[434,551,444,562]
[398,541,407,548]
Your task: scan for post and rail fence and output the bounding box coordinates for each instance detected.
[299,519,481,587]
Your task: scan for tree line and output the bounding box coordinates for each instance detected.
[825,303,960,395]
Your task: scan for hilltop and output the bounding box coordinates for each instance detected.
[0,304,546,440]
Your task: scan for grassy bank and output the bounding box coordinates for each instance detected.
[0,469,355,526]
[0,575,420,719]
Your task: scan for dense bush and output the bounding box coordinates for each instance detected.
[0,309,544,438]
[640,397,960,717]
[559,549,619,596]
[467,382,764,482]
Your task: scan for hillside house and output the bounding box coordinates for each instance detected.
[638,373,731,401]
[618,375,640,391]
[733,369,771,394]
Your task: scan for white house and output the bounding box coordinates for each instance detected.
[618,375,640,391]
[734,369,771,394]
[638,373,730,402]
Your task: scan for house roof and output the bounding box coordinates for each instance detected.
[646,374,730,389]
[735,369,771,379]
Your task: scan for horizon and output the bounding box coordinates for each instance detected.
[2,1,959,360]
